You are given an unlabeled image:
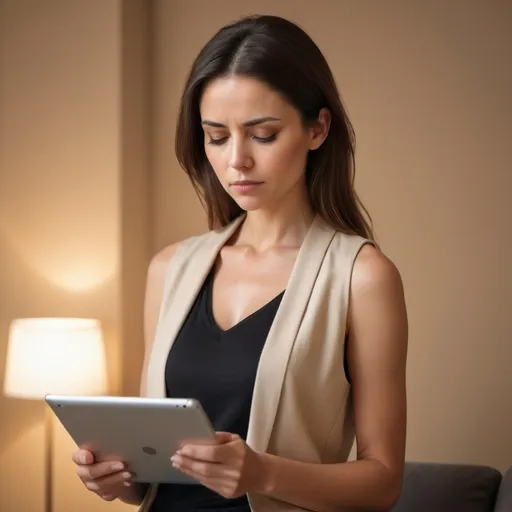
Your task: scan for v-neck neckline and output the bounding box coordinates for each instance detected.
[205,269,285,334]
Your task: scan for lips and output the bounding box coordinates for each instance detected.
[230,180,263,194]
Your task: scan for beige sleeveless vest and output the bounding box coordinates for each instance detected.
[139,214,372,512]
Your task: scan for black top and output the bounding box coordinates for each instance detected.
[150,269,284,512]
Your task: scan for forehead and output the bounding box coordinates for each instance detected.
[199,76,295,121]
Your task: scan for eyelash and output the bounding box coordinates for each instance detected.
[207,134,277,146]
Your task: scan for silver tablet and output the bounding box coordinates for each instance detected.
[45,394,216,484]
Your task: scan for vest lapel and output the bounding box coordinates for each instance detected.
[246,215,336,453]
[146,216,245,398]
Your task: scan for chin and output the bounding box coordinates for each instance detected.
[231,196,267,212]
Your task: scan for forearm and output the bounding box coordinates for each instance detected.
[259,454,401,512]
[118,482,149,506]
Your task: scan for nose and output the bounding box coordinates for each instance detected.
[229,137,253,170]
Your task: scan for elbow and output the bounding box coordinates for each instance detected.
[329,468,403,512]
[362,490,400,512]
[376,476,402,511]
[364,465,403,511]
[381,489,401,511]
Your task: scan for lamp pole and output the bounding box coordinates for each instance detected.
[44,404,53,512]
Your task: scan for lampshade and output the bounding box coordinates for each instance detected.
[3,317,108,399]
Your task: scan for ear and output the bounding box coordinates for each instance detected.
[308,108,331,150]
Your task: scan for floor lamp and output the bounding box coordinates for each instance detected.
[3,318,108,512]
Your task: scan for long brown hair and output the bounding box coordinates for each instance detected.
[175,15,374,240]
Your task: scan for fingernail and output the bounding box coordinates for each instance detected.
[80,455,87,464]
[123,481,132,487]
[111,462,124,471]
[122,472,131,479]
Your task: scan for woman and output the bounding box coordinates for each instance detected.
[72,14,408,512]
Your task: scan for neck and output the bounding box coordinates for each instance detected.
[236,189,314,252]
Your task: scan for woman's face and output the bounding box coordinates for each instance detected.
[199,76,329,213]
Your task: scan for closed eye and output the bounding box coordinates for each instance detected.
[207,137,228,146]
[254,134,277,143]
[207,134,277,146]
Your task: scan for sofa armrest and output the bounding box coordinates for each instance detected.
[391,461,502,512]
[494,465,512,512]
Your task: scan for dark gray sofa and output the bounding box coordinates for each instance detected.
[391,462,512,512]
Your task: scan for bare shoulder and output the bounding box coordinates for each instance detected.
[351,243,405,299]
[140,242,181,396]
[147,242,181,285]
[144,242,181,341]
[348,242,408,350]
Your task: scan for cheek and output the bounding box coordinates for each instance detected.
[204,147,226,178]
[266,139,309,179]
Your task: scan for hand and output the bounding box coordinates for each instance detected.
[171,432,270,499]
[72,448,134,502]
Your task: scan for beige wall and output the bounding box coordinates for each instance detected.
[0,0,146,510]
[0,0,510,511]
[153,0,512,472]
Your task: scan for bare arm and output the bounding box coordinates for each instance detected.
[118,243,180,505]
[257,244,408,511]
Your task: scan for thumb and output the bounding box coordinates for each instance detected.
[215,431,239,444]
[73,448,94,465]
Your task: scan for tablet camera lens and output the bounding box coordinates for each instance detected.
[142,446,157,455]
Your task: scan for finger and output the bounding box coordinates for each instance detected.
[177,464,222,486]
[177,443,225,463]
[76,461,125,481]
[99,493,118,502]
[83,469,134,493]
[173,454,221,478]
[215,432,239,444]
[72,449,94,465]
[174,454,241,481]
[177,465,238,498]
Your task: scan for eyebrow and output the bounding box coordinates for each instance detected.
[201,116,281,128]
